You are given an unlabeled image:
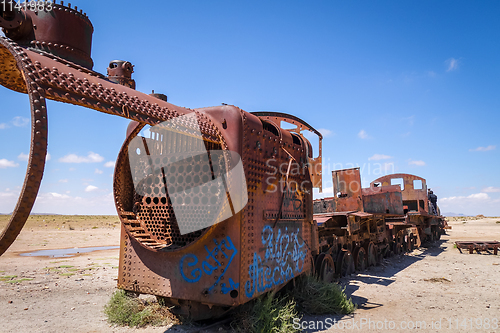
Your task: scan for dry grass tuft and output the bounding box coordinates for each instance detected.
[104,290,179,327]
[233,291,299,333]
[424,277,451,283]
[292,275,356,315]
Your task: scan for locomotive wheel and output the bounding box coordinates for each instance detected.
[407,235,415,252]
[319,254,336,283]
[434,228,441,241]
[431,229,437,241]
[337,250,354,277]
[366,242,377,267]
[386,243,394,257]
[376,248,384,265]
[353,247,367,271]
[314,253,326,277]
[394,242,402,255]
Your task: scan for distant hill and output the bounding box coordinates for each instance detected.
[443,212,465,217]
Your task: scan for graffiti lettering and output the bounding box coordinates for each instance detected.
[283,188,302,211]
[180,236,239,294]
[245,226,307,298]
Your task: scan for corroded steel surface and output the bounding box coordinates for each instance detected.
[455,241,500,255]
[331,168,363,212]
[313,169,446,271]
[0,38,48,256]
[0,3,319,319]
[371,173,430,214]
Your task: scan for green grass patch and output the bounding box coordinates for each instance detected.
[44,267,61,272]
[292,275,356,315]
[234,291,299,333]
[104,274,356,331]
[0,275,18,281]
[6,278,33,284]
[83,274,93,276]
[59,265,74,268]
[68,268,79,272]
[60,273,75,277]
[104,290,179,327]
[232,275,355,332]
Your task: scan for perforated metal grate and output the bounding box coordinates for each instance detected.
[129,126,228,249]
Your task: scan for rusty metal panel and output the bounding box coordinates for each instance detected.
[251,112,323,192]
[362,186,404,215]
[455,241,500,255]
[371,174,429,214]
[348,211,373,218]
[332,168,363,212]
[239,112,313,302]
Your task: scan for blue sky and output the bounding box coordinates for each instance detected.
[1,0,499,216]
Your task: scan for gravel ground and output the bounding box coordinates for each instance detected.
[1,216,499,333]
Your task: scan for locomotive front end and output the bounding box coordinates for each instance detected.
[113,108,323,318]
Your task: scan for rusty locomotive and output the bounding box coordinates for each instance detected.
[0,2,446,319]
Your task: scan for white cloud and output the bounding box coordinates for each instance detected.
[32,191,116,215]
[59,152,105,163]
[408,160,426,166]
[0,159,19,168]
[469,145,496,152]
[46,152,51,161]
[441,192,490,203]
[95,168,103,174]
[446,58,459,72]
[18,153,29,161]
[358,130,369,139]
[368,154,392,161]
[318,128,334,138]
[59,179,68,183]
[0,123,8,129]
[312,186,334,199]
[104,161,115,168]
[12,116,29,127]
[48,192,71,199]
[439,192,494,215]
[482,186,500,193]
[84,185,98,192]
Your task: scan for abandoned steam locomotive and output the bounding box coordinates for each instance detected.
[0,2,446,319]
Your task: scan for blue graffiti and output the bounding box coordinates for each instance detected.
[245,226,307,298]
[180,236,239,294]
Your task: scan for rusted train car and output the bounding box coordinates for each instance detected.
[313,168,447,277]
[0,2,445,320]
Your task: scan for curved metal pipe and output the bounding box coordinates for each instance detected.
[0,37,48,256]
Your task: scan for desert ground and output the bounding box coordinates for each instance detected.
[0,215,499,333]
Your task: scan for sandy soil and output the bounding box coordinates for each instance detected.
[1,216,499,333]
